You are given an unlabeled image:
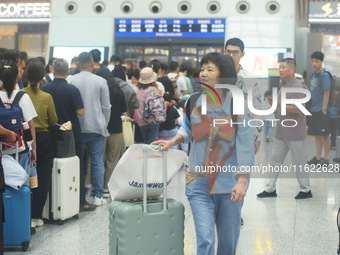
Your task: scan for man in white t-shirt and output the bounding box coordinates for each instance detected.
[224,37,263,226]
[225,37,263,153]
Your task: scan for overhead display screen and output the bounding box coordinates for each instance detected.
[50,46,108,66]
[115,18,225,38]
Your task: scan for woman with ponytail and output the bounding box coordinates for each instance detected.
[0,59,37,174]
[22,59,58,228]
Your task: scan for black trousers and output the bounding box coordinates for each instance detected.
[31,132,53,219]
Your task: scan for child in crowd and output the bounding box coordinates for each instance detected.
[157,92,180,148]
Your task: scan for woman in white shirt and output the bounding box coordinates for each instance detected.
[0,60,37,178]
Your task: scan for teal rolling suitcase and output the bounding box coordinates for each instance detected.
[3,185,30,251]
[109,145,185,255]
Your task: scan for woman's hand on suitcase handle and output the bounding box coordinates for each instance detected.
[152,134,184,151]
[152,139,173,151]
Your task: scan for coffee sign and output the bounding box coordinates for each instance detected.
[0,3,50,18]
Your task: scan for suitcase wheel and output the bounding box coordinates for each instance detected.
[21,241,29,252]
[73,214,79,220]
[57,220,64,226]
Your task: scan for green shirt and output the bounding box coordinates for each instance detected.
[21,86,58,132]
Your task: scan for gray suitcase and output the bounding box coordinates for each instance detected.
[109,145,185,255]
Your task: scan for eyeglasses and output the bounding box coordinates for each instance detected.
[224,49,241,55]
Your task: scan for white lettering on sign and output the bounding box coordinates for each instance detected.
[0,3,50,18]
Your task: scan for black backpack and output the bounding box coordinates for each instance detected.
[319,71,340,109]
[314,70,340,116]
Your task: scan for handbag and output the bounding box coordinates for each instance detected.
[29,162,38,188]
[108,144,186,201]
[122,118,134,147]
[54,122,76,158]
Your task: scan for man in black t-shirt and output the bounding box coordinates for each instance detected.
[41,58,95,212]
[158,93,180,146]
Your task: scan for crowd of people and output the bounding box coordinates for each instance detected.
[0,37,338,255]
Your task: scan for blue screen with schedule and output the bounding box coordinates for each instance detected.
[115,18,225,38]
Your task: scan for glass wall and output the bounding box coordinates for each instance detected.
[17,23,49,59]
[116,44,223,69]
[17,33,48,58]
[0,23,48,59]
[0,25,17,49]
[171,46,197,68]
[322,34,340,76]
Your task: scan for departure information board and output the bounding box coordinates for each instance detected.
[115,18,225,38]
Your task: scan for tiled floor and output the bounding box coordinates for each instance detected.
[5,136,340,255]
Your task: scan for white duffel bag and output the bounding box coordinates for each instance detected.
[108,144,186,201]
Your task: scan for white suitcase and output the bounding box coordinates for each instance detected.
[43,156,80,223]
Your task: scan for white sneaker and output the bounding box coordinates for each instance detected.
[93,196,107,206]
[86,195,94,204]
[102,189,110,198]
[32,218,44,227]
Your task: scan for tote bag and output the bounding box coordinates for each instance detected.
[108,144,186,201]
[122,119,134,147]
[2,155,28,190]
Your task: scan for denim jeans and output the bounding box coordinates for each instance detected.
[18,151,30,186]
[81,133,105,198]
[186,176,243,255]
[139,124,159,144]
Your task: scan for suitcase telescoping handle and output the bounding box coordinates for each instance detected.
[0,136,20,161]
[142,144,168,214]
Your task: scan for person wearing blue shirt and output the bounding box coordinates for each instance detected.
[307,51,331,166]
[153,52,254,255]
